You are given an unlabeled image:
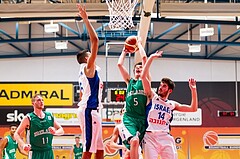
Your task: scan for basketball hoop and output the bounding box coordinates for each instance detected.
[106,0,138,30]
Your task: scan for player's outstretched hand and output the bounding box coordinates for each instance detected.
[189,78,197,90]
[123,47,131,54]
[48,126,56,135]
[76,4,88,20]
[150,50,163,58]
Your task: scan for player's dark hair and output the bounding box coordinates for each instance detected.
[9,123,18,128]
[77,49,89,64]
[161,78,175,90]
[133,62,142,73]
[134,62,142,68]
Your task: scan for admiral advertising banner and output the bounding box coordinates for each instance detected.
[0,83,73,106]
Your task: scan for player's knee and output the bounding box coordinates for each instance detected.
[130,136,139,147]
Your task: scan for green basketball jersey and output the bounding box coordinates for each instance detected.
[125,78,147,119]
[27,111,54,151]
[73,144,83,159]
[3,135,18,159]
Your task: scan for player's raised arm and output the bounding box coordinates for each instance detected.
[117,48,131,84]
[174,78,198,112]
[141,51,163,98]
[137,40,152,81]
[77,4,99,77]
[137,38,147,66]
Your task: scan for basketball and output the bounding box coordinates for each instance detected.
[124,36,138,53]
[103,137,118,157]
[203,131,219,146]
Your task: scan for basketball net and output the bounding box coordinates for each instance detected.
[106,0,138,30]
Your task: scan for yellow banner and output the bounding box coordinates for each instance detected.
[0,83,73,106]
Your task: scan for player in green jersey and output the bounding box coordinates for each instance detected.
[14,94,64,159]
[70,136,83,159]
[0,124,27,159]
[117,39,149,159]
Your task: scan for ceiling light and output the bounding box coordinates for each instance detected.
[55,41,68,49]
[188,44,201,53]
[44,23,59,33]
[200,27,214,37]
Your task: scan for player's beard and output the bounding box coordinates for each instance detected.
[158,89,168,99]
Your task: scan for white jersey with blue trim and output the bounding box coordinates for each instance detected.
[146,93,176,133]
[77,63,103,109]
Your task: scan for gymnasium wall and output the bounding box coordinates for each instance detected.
[0,55,239,82]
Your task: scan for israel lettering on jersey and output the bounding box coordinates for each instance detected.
[146,94,176,133]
